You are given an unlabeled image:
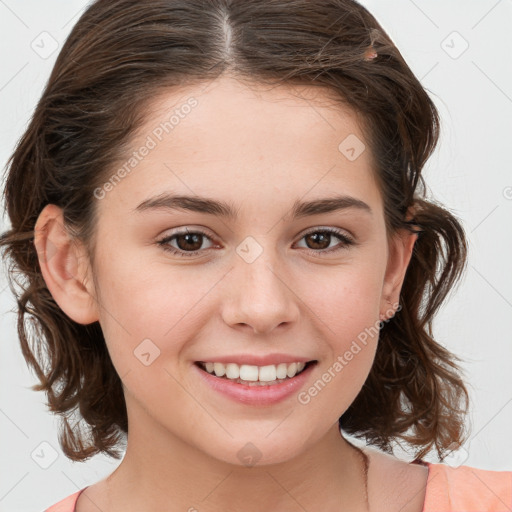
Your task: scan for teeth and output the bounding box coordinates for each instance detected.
[201,361,308,383]
[213,362,226,377]
[259,365,276,382]
[276,363,288,379]
[226,363,239,379]
[287,362,298,378]
[240,364,258,381]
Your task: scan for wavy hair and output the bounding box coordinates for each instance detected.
[0,0,469,462]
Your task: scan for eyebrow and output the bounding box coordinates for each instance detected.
[133,193,372,219]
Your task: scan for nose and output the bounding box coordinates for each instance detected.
[221,253,300,335]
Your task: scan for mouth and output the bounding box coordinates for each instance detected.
[194,360,317,387]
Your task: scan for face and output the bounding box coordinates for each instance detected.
[61,77,411,466]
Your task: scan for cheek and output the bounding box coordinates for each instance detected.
[92,254,212,369]
[295,279,381,420]
[94,231,386,385]
[297,257,385,337]
[294,260,384,397]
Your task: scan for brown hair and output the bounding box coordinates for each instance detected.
[0,0,469,462]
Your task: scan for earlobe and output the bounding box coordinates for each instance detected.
[34,204,99,325]
[380,228,418,320]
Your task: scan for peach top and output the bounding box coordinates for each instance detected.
[45,462,512,511]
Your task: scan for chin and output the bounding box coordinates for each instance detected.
[202,431,309,469]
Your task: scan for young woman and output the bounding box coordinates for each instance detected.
[1,1,510,511]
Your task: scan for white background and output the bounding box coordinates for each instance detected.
[1,1,511,510]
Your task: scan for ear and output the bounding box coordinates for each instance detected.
[379,226,418,321]
[34,204,100,325]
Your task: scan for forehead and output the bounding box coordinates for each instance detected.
[99,76,382,216]
[142,76,365,151]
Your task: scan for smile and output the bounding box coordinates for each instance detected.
[196,361,313,385]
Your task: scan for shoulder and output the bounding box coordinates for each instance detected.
[361,445,429,512]
[361,445,512,512]
[423,462,512,512]
[45,488,87,512]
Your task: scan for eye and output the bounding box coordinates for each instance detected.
[157,226,355,258]
[157,228,215,258]
[295,227,355,256]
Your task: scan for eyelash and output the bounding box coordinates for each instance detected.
[157,227,355,258]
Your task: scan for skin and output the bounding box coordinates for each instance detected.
[34,76,427,511]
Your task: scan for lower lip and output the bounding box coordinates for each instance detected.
[194,363,316,406]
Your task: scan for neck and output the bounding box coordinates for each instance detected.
[103,417,370,511]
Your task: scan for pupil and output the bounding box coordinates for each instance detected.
[178,233,202,251]
[307,232,329,249]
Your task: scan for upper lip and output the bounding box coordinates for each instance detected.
[195,353,316,366]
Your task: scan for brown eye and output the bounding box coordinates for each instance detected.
[295,228,355,255]
[304,231,331,250]
[173,232,204,251]
[158,229,214,257]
